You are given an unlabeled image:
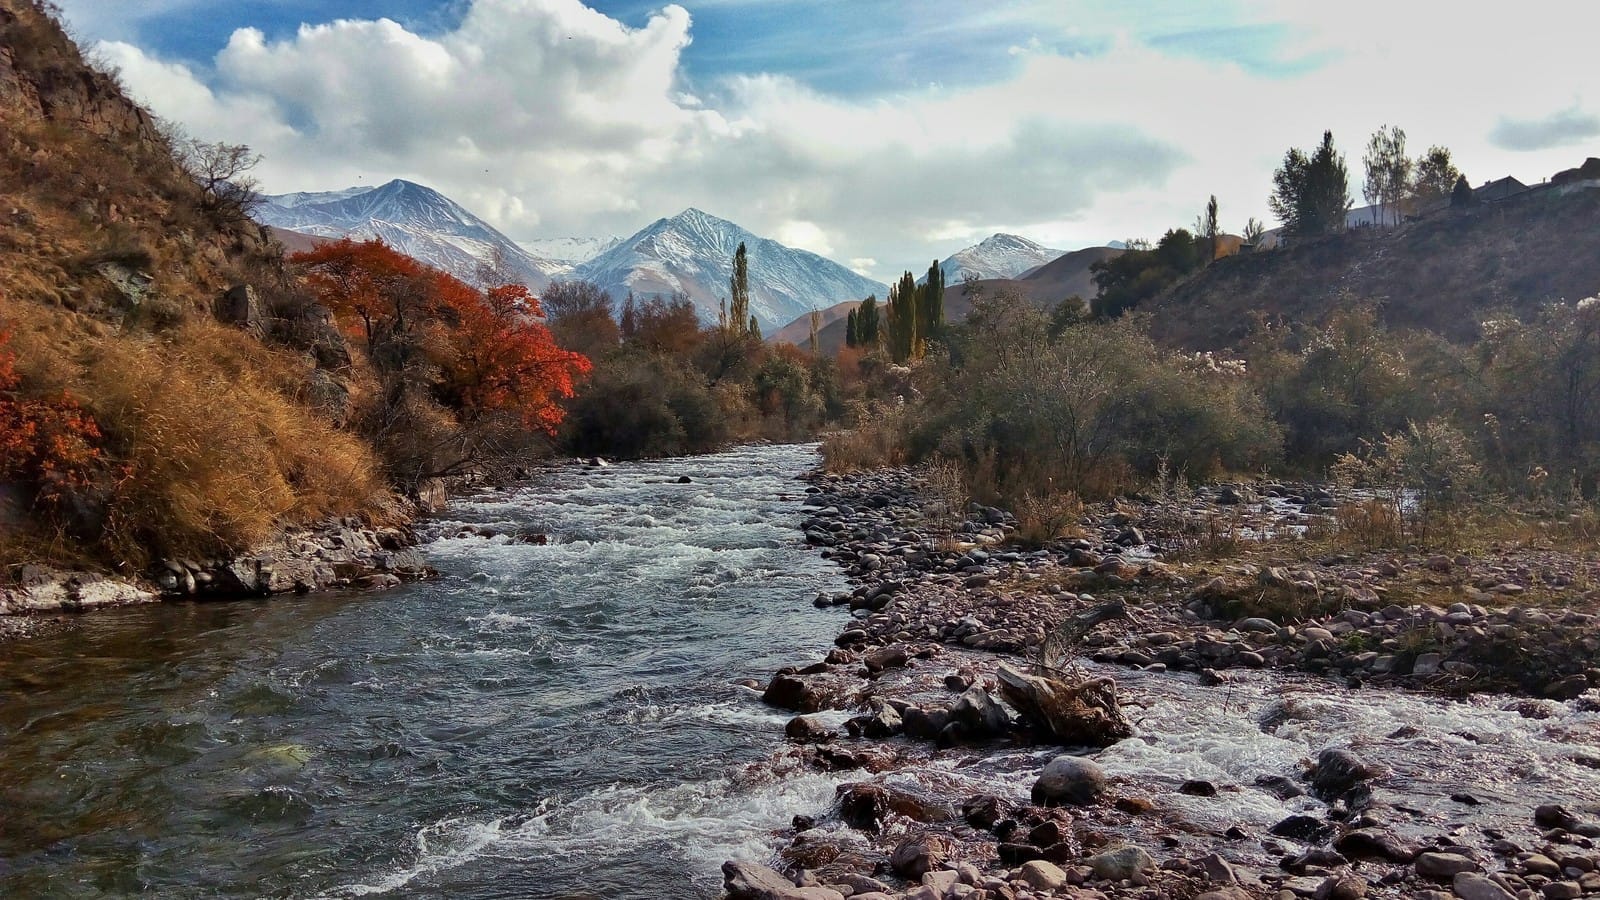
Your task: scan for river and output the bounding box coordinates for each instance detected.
[0,444,849,899]
[5,444,1600,899]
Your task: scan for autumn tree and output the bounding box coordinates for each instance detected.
[0,331,107,520]
[438,282,591,434]
[1270,130,1353,238]
[294,239,591,479]
[540,278,618,358]
[1363,124,1412,227]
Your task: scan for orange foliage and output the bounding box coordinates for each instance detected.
[0,330,108,510]
[293,238,432,350]
[441,282,591,434]
[292,239,590,436]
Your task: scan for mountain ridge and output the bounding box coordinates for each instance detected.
[254,179,567,290]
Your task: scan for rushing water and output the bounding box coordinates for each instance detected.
[0,445,849,899]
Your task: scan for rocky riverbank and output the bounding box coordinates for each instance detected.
[0,513,435,642]
[723,467,1600,900]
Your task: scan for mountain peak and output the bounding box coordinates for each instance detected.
[254,179,564,290]
[932,232,1067,284]
[576,210,884,330]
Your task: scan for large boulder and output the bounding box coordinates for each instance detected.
[1310,748,1381,799]
[949,686,1011,738]
[721,861,844,900]
[214,283,263,333]
[1087,845,1155,881]
[761,674,831,712]
[1032,755,1107,806]
[889,833,954,879]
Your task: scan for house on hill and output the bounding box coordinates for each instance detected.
[1474,176,1528,203]
[1553,157,1600,187]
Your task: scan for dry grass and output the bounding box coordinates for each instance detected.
[1,299,382,568]
[820,406,909,472]
[1011,490,1085,547]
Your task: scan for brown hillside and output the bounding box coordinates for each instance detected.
[268,225,327,256]
[768,299,857,348]
[0,0,383,567]
[1148,187,1600,350]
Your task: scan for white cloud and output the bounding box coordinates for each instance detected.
[95,0,1600,276]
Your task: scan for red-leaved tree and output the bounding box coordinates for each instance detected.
[439,282,591,434]
[292,239,590,446]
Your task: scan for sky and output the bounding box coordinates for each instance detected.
[54,0,1600,279]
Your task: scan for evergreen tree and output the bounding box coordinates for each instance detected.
[846,308,859,348]
[728,242,750,335]
[748,315,761,340]
[1270,130,1352,238]
[1451,174,1476,208]
[857,295,880,347]
[921,260,945,340]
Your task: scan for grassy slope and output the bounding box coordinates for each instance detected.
[0,0,384,569]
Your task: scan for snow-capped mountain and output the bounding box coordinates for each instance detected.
[933,233,1067,283]
[255,179,565,290]
[575,208,887,330]
[518,236,622,266]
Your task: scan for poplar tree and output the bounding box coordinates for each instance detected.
[728,242,750,336]
[846,308,859,348]
[857,295,880,348]
[921,260,945,340]
[887,271,919,362]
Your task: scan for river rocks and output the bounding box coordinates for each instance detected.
[1334,828,1415,862]
[785,715,834,743]
[1017,859,1068,890]
[1032,755,1107,807]
[1416,850,1481,879]
[722,861,844,900]
[1450,872,1517,900]
[768,464,1600,900]
[889,833,954,879]
[1087,845,1155,881]
[1314,875,1367,900]
[762,674,833,712]
[0,570,156,614]
[948,686,1010,738]
[1310,747,1381,799]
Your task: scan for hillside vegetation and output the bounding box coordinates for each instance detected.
[1149,186,1600,349]
[0,0,594,573]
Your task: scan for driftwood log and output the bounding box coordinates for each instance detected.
[997,663,1132,747]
